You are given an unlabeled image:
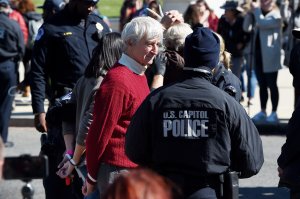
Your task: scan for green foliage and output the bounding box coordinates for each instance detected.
[32,0,123,17]
[98,0,123,18]
[33,0,44,13]
[32,0,164,18]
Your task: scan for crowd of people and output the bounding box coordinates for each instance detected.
[1,0,300,198]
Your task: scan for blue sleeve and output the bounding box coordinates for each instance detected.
[29,27,48,114]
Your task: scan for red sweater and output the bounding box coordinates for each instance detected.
[9,10,28,44]
[86,63,150,184]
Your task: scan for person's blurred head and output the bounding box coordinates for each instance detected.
[164,23,193,52]
[103,168,181,199]
[122,16,163,66]
[38,0,65,21]
[18,0,35,13]
[84,32,124,78]
[68,0,97,19]
[196,0,212,12]
[0,0,10,13]
[8,0,19,9]
[184,27,220,71]
[0,137,4,180]
[220,1,243,22]
[183,4,201,27]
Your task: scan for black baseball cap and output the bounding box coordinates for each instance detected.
[38,0,66,12]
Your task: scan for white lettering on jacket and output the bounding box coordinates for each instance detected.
[163,110,209,138]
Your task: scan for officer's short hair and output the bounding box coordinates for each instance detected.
[121,16,163,47]
[163,23,193,52]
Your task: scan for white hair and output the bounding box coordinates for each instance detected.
[122,16,163,47]
[163,23,193,51]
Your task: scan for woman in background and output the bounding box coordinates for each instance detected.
[56,33,124,199]
[244,0,282,123]
[184,0,218,31]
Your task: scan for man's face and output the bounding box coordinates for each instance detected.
[75,0,96,18]
[127,36,160,66]
[224,9,236,22]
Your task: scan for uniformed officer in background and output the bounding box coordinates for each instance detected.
[37,0,66,22]
[29,0,110,198]
[0,0,24,148]
[125,27,264,199]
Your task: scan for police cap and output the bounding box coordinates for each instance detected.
[0,0,9,6]
[38,0,66,12]
[83,0,99,4]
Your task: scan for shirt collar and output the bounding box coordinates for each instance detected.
[119,53,146,75]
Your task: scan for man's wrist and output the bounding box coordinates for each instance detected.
[65,153,77,166]
[34,112,45,116]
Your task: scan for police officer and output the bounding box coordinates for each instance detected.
[37,0,66,22]
[29,0,110,198]
[125,27,264,199]
[0,0,24,148]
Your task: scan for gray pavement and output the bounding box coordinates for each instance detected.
[0,127,290,199]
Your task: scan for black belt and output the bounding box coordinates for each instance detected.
[164,173,221,197]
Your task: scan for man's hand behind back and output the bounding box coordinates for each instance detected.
[34,113,47,132]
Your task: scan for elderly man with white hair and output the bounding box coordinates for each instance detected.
[83,16,164,197]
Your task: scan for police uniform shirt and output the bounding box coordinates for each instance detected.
[30,6,110,114]
[125,71,264,179]
[0,12,25,61]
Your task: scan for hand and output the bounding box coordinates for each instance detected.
[251,1,259,9]
[57,161,75,179]
[160,10,183,29]
[154,52,167,76]
[34,113,47,132]
[278,167,283,177]
[82,180,95,196]
[57,154,69,169]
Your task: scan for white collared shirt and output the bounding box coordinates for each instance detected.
[118,53,147,75]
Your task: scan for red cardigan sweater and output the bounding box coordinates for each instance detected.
[86,63,150,184]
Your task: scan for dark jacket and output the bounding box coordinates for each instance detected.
[125,70,264,194]
[164,49,184,85]
[217,15,249,57]
[29,5,110,114]
[0,12,25,62]
[289,41,300,89]
[212,63,242,102]
[277,103,300,187]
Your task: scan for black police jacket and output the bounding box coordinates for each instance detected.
[277,103,300,187]
[126,71,264,179]
[0,13,25,62]
[212,63,242,102]
[30,6,110,114]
